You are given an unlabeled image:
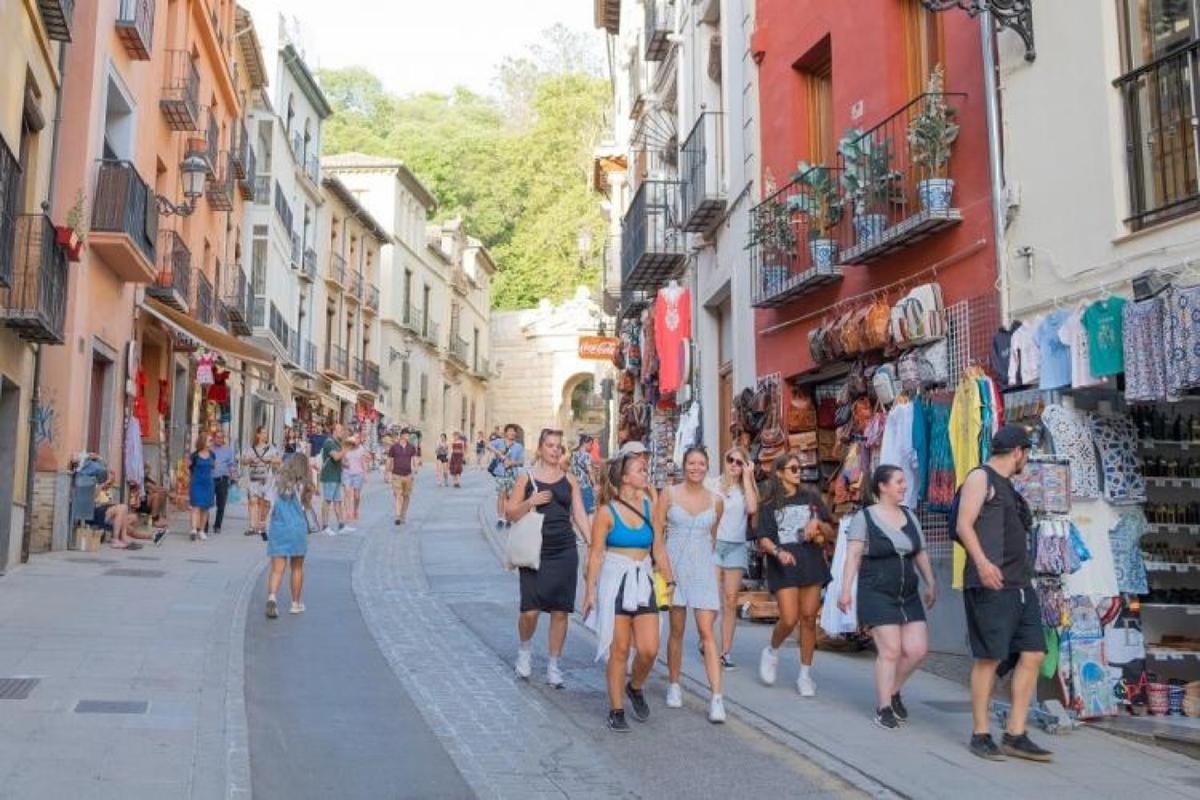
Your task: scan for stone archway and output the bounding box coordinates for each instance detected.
[557,372,605,444]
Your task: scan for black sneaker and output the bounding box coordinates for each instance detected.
[495,520,504,529]
[607,709,631,732]
[720,653,737,670]
[969,733,1006,761]
[625,682,650,722]
[875,706,899,730]
[153,528,167,546]
[1001,732,1053,762]
[891,692,908,723]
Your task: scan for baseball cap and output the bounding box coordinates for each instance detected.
[991,424,1032,454]
[618,440,648,457]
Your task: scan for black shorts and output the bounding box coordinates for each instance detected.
[92,504,114,530]
[964,587,1046,661]
[614,577,659,617]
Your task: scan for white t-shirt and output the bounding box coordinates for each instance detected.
[1059,308,1107,390]
[1009,317,1041,387]
[715,484,748,544]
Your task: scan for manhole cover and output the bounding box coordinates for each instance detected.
[0,678,39,700]
[66,558,119,565]
[186,558,219,564]
[103,568,166,578]
[923,701,973,714]
[75,700,149,715]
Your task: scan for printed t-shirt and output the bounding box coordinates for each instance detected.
[1081,297,1128,377]
[751,489,831,552]
[1059,308,1104,389]
[242,445,278,483]
[1035,310,1072,390]
[319,438,343,484]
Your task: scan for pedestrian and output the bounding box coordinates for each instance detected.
[449,431,466,488]
[241,425,281,538]
[386,428,421,525]
[282,425,298,455]
[715,445,758,669]
[308,423,328,460]
[318,423,351,536]
[838,465,937,729]
[475,430,488,468]
[265,452,313,619]
[581,450,672,732]
[569,434,598,520]
[489,424,525,528]
[342,435,368,522]
[754,451,835,696]
[956,425,1053,762]
[209,429,237,535]
[617,439,658,504]
[656,446,726,722]
[506,428,592,689]
[188,432,216,542]
[433,433,450,487]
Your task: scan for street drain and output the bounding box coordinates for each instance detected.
[0,678,40,700]
[102,568,166,578]
[923,701,973,714]
[186,558,220,564]
[75,700,149,715]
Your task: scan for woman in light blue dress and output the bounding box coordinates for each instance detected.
[188,432,216,542]
[265,453,313,619]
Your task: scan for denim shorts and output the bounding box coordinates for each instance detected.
[344,473,364,490]
[715,540,748,570]
[580,485,596,515]
[321,482,344,502]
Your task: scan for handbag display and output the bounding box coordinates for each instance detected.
[786,385,817,433]
[864,298,892,351]
[504,472,544,571]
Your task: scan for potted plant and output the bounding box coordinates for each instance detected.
[748,191,798,296]
[908,65,960,213]
[787,162,843,271]
[56,188,87,262]
[839,128,900,245]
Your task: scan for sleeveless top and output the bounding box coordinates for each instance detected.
[606,498,654,549]
[666,488,717,540]
[716,485,747,543]
[523,473,574,550]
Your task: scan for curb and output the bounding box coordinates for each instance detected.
[224,556,266,800]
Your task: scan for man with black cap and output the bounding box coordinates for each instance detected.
[955,424,1053,763]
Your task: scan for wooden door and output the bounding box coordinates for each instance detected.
[718,367,733,457]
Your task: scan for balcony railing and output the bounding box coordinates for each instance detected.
[350,355,364,386]
[253,176,270,204]
[231,121,250,179]
[161,50,200,131]
[205,151,235,211]
[285,333,301,367]
[621,179,685,290]
[222,266,251,335]
[403,304,424,335]
[620,285,653,320]
[254,297,289,355]
[90,159,157,280]
[425,319,439,346]
[748,167,845,309]
[362,360,380,394]
[449,334,469,365]
[238,147,257,200]
[194,271,213,324]
[115,0,154,59]
[306,155,320,186]
[600,235,620,316]
[475,356,490,380]
[644,0,673,61]
[301,247,317,281]
[365,283,380,312]
[327,252,346,286]
[1116,40,1200,230]
[346,270,363,301]
[325,343,348,377]
[303,340,318,374]
[290,231,301,268]
[0,215,69,344]
[291,132,304,166]
[274,182,293,231]
[37,0,74,42]
[147,229,191,310]
[0,137,18,289]
[681,112,727,233]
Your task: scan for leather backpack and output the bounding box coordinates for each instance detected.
[864,299,892,351]
[786,385,817,433]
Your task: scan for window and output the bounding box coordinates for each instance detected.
[422,285,431,338]
[902,0,945,97]
[251,234,267,294]
[419,372,428,420]
[460,396,468,432]
[796,38,834,166]
[401,360,410,412]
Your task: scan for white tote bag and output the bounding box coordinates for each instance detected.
[504,472,544,571]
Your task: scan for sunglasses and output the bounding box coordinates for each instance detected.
[725,455,745,467]
[782,464,803,474]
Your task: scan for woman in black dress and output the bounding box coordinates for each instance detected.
[838,465,936,729]
[506,428,592,689]
[753,452,835,697]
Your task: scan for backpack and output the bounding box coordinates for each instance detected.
[948,466,994,543]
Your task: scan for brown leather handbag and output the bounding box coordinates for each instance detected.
[786,385,817,433]
[864,298,892,351]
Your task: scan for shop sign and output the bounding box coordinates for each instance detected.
[578,336,620,360]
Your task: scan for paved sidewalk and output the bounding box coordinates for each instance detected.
[0,503,261,799]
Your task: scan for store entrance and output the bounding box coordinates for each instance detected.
[718,366,732,457]
[0,377,19,567]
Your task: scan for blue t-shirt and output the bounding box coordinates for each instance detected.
[1036,310,1072,390]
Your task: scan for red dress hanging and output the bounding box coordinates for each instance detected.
[654,286,691,394]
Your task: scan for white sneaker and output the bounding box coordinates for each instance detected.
[515,648,532,680]
[341,525,356,533]
[547,662,564,688]
[290,602,305,615]
[198,531,208,541]
[708,695,727,724]
[797,673,817,697]
[666,682,683,708]
[759,647,779,686]
[324,527,337,537]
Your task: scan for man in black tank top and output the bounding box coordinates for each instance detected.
[955,425,1052,764]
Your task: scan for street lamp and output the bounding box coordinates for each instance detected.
[157,154,209,217]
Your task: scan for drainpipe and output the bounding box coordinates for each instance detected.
[980,9,1011,325]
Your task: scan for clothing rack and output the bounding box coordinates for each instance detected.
[1015,259,1200,318]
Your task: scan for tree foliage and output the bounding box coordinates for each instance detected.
[321,27,610,309]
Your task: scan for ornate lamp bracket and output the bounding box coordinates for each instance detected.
[922,0,1035,62]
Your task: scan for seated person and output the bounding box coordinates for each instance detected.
[93,480,161,549]
[131,468,169,537]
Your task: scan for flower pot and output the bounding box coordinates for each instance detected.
[761,264,789,296]
[918,178,955,213]
[55,226,83,262]
[808,238,838,271]
[854,213,887,245]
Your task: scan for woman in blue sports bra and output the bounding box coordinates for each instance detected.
[582,450,673,733]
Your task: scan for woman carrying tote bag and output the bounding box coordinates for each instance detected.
[505,429,592,689]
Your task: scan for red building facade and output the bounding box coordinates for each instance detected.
[749,0,997,379]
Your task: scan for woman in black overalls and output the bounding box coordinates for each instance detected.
[838,465,938,730]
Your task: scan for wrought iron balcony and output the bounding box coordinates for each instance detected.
[306,155,320,186]
[238,146,257,200]
[205,151,235,211]
[350,355,364,386]
[346,270,363,302]
[300,247,317,282]
[619,285,653,320]
[274,183,293,232]
[681,112,727,233]
[362,360,381,394]
[0,137,18,289]
[90,160,157,282]
[621,179,685,290]
[0,215,69,344]
[448,334,469,366]
[231,121,250,179]
[194,271,214,324]
[425,319,440,347]
[37,0,74,42]
[253,297,289,356]
[222,267,251,335]
[147,229,191,310]
[253,176,269,205]
[302,340,318,374]
[115,0,154,59]
[291,132,304,165]
[403,304,424,335]
[600,235,620,317]
[285,333,301,367]
[644,0,674,61]
[290,232,301,269]
[325,343,348,378]
[365,283,380,313]
[326,252,346,286]
[474,356,490,381]
[161,50,200,131]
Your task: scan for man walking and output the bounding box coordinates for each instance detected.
[210,429,238,535]
[386,428,421,525]
[319,423,351,536]
[955,424,1053,763]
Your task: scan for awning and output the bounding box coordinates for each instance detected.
[330,381,358,404]
[141,299,275,369]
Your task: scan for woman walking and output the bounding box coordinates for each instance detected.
[506,429,592,689]
[490,424,524,528]
[449,432,466,488]
[715,446,758,668]
[435,434,450,487]
[265,453,314,618]
[657,446,726,722]
[475,431,488,468]
[838,465,936,729]
[582,451,673,732]
[241,426,281,538]
[342,435,368,521]
[754,452,835,696]
[570,434,598,520]
[188,432,217,542]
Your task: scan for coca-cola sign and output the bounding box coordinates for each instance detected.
[578,336,620,360]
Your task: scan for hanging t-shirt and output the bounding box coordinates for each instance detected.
[654,286,691,394]
[1035,310,1072,390]
[1059,307,1104,389]
[991,324,1019,389]
[196,353,216,385]
[1081,297,1127,377]
[1008,318,1041,388]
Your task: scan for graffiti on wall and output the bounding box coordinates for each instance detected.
[32,389,62,471]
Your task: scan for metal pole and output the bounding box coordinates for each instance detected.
[980,8,1011,324]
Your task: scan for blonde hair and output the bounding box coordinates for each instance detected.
[275,452,312,498]
[719,446,752,494]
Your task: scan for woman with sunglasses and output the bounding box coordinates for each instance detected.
[507,428,592,689]
[656,446,726,722]
[754,452,835,697]
[582,450,673,732]
[714,446,758,669]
